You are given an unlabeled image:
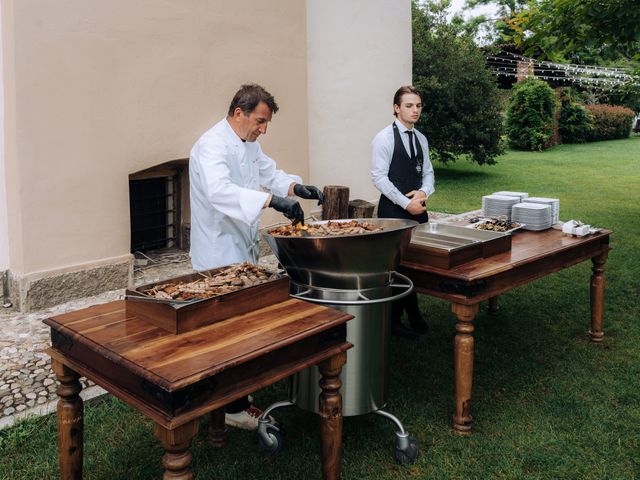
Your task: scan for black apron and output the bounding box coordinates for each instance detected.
[377,123,428,224]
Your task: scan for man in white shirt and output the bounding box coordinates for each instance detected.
[189,83,324,429]
[371,85,434,338]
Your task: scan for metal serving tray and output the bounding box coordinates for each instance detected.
[411,232,477,251]
[125,267,289,334]
[403,222,512,269]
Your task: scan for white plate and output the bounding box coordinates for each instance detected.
[465,219,525,233]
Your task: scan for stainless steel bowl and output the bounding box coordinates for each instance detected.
[263,218,418,290]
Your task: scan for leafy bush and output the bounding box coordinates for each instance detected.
[559,102,593,143]
[412,1,504,165]
[506,78,557,150]
[585,104,635,141]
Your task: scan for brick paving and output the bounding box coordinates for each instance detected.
[0,212,475,430]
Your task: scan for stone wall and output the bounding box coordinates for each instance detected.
[0,271,6,302]
[6,258,132,312]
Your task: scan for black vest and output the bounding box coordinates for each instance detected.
[377,123,428,223]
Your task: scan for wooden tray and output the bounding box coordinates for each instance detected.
[125,269,290,334]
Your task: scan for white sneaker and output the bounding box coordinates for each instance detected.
[224,405,275,431]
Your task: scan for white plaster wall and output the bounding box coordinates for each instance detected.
[0,3,10,271]
[1,0,412,280]
[306,0,412,202]
[3,0,308,275]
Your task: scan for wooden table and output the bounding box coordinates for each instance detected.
[44,298,353,479]
[400,227,612,435]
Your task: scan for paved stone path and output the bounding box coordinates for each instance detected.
[0,249,280,429]
[0,211,475,430]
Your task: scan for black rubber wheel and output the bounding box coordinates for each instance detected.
[393,436,420,465]
[259,424,284,455]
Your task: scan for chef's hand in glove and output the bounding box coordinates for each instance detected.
[270,195,305,224]
[293,184,325,205]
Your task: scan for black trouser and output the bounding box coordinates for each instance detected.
[391,290,421,324]
[226,396,251,414]
[377,195,427,325]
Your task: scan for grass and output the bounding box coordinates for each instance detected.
[2,137,640,479]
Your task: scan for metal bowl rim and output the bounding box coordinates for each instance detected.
[263,218,418,240]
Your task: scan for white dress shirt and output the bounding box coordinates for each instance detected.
[371,119,435,209]
[189,118,301,270]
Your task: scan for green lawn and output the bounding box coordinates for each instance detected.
[2,137,639,479]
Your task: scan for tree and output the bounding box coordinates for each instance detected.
[468,0,640,63]
[505,78,557,150]
[523,0,640,62]
[412,0,504,165]
[462,0,529,45]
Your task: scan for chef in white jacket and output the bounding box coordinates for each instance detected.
[189,83,324,430]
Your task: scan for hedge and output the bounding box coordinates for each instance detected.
[559,101,593,143]
[585,104,635,141]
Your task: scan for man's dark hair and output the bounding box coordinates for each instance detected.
[227,84,279,116]
[393,85,423,116]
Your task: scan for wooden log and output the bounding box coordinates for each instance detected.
[348,199,375,219]
[322,185,349,220]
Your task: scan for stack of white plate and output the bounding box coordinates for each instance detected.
[482,194,521,218]
[523,197,560,224]
[493,191,529,202]
[511,203,553,231]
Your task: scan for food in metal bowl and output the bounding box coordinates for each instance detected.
[269,219,384,237]
[142,263,278,301]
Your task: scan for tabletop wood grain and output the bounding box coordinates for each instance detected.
[45,298,352,390]
[403,228,611,281]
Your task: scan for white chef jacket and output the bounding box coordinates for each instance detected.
[189,118,301,270]
[371,119,435,209]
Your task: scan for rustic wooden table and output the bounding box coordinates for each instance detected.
[45,298,353,479]
[400,227,612,435]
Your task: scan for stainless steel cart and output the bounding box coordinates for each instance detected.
[258,218,421,464]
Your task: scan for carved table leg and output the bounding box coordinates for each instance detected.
[52,359,84,480]
[589,252,608,342]
[488,296,499,315]
[207,407,227,448]
[451,302,479,435]
[318,351,347,480]
[154,419,200,480]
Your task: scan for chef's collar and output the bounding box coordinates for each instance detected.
[224,118,247,145]
[394,119,414,133]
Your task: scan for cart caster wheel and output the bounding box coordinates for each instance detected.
[259,424,284,455]
[394,436,419,465]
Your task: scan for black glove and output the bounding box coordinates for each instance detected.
[269,195,305,224]
[293,184,324,205]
